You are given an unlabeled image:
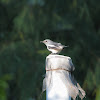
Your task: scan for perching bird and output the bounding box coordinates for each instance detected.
[40,39,68,54]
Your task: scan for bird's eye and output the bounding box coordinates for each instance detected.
[45,41,47,42]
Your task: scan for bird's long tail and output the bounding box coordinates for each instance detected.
[64,45,69,47]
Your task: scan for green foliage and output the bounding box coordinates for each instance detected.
[96,87,100,100]
[0,0,100,100]
[0,74,12,100]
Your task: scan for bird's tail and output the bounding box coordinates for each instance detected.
[64,45,69,47]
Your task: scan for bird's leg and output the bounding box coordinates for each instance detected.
[50,53,57,55]
[49,53,53,55]
[50,53,54,55]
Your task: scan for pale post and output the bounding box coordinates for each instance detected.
[42,54,86,100]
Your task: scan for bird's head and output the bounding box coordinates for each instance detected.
[40,39,52,46]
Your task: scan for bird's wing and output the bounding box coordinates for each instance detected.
[56,43,62,47]
[57,43,68,47]
[50,41,62,47]
[48,45,60,50]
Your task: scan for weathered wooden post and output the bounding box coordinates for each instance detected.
[42,54,86,100]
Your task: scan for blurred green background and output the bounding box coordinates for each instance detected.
[0,0,100,100]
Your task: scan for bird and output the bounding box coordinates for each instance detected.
[40,39,68,54]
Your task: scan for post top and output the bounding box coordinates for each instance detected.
[46,54,75,72]
[47,54,71,60]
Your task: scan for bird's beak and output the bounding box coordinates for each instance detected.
[40,41,44,43]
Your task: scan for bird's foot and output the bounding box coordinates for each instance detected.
[50,53,58,55]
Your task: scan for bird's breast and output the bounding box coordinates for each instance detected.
[48,48,59,53]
